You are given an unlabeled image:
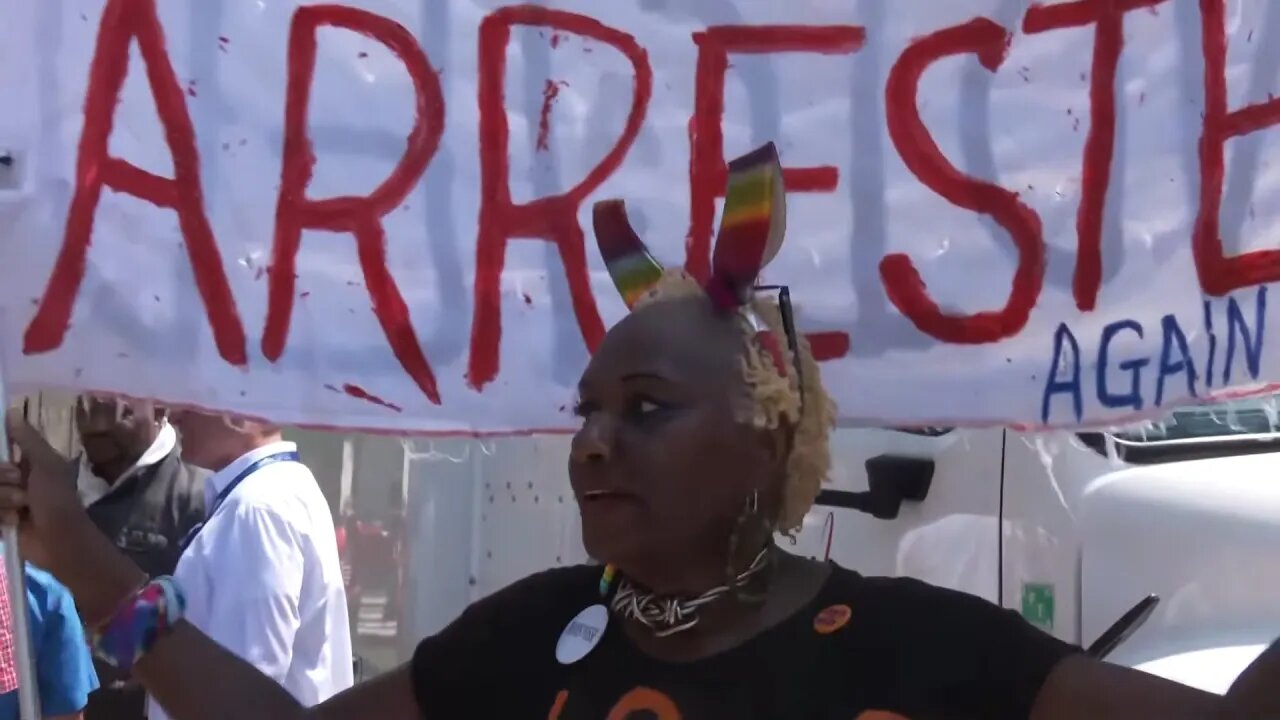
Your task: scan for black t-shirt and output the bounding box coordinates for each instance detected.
[411,563,1079,719]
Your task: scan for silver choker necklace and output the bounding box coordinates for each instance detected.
[609,546,772,637]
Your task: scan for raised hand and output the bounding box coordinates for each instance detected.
[0,410,80,569]
[0,409,144,625]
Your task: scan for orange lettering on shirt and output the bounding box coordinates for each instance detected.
[605,686,682,719]
[856,711,910,719]
[547,690,569,719]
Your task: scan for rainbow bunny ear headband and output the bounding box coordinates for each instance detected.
[591,142,798,383]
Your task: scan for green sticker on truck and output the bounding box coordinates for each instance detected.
[1021,582,1055,632]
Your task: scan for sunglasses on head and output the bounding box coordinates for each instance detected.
[753,285,804,409]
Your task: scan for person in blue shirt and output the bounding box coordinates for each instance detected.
[0,560,99,720]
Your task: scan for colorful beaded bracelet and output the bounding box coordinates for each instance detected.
[89,576,186,673]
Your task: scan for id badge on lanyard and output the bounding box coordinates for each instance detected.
[179,451,300,553]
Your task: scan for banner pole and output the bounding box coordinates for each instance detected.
[0,361,42,719]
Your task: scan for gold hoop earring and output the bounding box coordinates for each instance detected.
[725,489,772,603]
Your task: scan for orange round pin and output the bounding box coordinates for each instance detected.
[812,604,852,634]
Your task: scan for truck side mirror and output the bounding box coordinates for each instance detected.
[814,454,934,520]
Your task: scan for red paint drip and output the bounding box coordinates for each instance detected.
[324,383,402,413]
[536,79,565,152]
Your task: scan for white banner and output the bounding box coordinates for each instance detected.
[1,0,1279,434]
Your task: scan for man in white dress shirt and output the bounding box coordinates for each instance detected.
[147,410,353,720]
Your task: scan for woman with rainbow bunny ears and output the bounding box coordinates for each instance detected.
[0,144,1276,718]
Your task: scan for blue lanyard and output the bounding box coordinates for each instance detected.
[179,451,300,553]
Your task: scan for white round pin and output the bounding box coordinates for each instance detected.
[556,603,609,665]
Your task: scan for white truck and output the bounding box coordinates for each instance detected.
[318,394,1280,694]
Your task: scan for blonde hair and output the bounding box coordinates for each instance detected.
[635,270,836,533]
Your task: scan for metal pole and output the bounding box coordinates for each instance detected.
[0,371,41,719]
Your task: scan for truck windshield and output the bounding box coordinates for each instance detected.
[1111,394,1280,442]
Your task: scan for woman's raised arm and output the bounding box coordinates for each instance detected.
[136,624,419,720]
[0,413,423,720]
